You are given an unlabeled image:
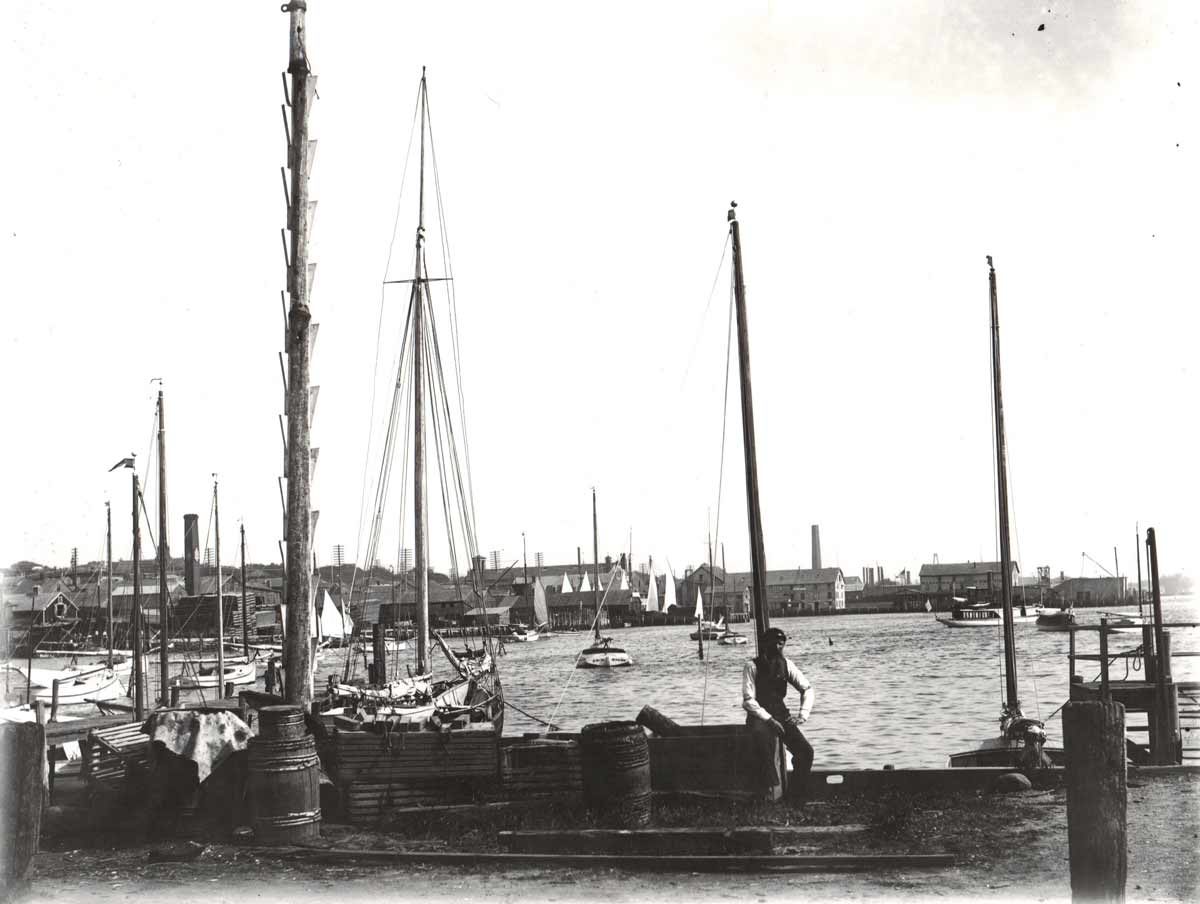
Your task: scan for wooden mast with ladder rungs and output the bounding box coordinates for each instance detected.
[728,203,771,649]
[282,0,315,708]
[988,256,1020,713]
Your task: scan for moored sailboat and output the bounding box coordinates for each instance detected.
[576,489,632,669]
[948,258,1061,769]
[322,71,501,728]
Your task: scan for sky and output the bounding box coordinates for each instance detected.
[2,1,1196,586]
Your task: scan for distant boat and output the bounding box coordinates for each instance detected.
[531,578,555,637]
[1099,610,1144,634]
[718,628,748,646]
[509,624,540,642]
[576,489,633,669]
[176,660,256,689]
[936,601,1043,628]
[1035,608,1077,632]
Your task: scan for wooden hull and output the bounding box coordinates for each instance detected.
[577,647,634,668]
[176,661,256,689]
[948,737,1065,768]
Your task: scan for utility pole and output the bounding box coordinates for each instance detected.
[282,0,315,708]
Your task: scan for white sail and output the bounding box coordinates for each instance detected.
[618,570,629,591]
[561,572,573,593]
[318,590,348,638]
[663,571,677,611]
[579,572,592,593]
[645,566,659,613]
[694,588,704,620]
[533,578,549,627]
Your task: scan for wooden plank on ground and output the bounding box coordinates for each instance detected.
[498,825,866,856]
[260,847,955,872]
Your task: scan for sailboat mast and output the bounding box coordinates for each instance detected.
[156,389,170,704]
[592,488,600,640]
[241,524,249,659]
[282,0,315,709]
[132,471,144,720]
[413,70,430,676]
[214,478,224,695]
[1135,523,1144,618]
[987,256,1019,710]
[728,203,771,647]
[106,501,113,667]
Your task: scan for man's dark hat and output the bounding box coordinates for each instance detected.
[765,628,787,643]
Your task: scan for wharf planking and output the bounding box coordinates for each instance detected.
[498,825,868,856]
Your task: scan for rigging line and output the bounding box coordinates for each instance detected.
[679,233,732,391]
[381,78,425,285]
[545,573,619,731]
[426,115,478,540]
[420,243,478,554]
[426,276,479,556]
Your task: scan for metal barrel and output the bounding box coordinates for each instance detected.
[258,704,307,740]
[580,720,652,828]
[247,725,321,843]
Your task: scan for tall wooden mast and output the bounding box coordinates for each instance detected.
[131,470,144,719]
[156,389,170,704]
[412,70,431,676]
[592,488,600,641]
[282,0,315,707]
[728,203,771,648]
[105,501,113,667]
[214,478,224,694]
[988,256,1020,711]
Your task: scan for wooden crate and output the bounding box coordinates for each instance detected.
[497,737,582,798]
[646,724,785,799]
[86,722,150,792]
[333,725,500,823]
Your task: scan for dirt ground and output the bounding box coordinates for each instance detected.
[10,771,1198,904]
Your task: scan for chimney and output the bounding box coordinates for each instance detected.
[183,513,199,595]
[811,525,822,570]
[604,555,612,570]
[472,554,486,587]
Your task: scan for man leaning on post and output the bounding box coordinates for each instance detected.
[742,627,814,800]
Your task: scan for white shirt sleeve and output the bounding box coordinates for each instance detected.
[787,659,814,720]
[741,660,773,721]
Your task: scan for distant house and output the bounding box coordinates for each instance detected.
[918,561,1020,597]
[2,582,81,652]
[1053,576,1125,606]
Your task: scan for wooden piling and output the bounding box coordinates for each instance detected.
[373,623,388,684]
[0,722,46,890]
[1063,700,1126,903]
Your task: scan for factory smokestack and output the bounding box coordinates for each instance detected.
[183,513,199,595]
[811,525,822,570]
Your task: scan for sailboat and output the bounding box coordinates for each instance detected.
[576,490,633,669]
[948,257,1062,769]
[323,71,501,729]
[689,591,724,640]
[531,578,555,637]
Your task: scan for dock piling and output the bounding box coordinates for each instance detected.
[1063,700,1126,903]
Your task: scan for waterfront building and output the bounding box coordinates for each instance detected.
[918,561,1020,596]
[721,567,846,615]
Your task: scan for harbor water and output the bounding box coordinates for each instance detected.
[11,598,1195,771]
[484,598,1199,769]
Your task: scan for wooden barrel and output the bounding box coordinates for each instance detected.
[580,721,651,828]
[258,705,307,740]
[247,733,321,843]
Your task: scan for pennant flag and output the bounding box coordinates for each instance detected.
[108,455,135,472]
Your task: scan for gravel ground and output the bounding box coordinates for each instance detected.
[11,772,1198,904]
